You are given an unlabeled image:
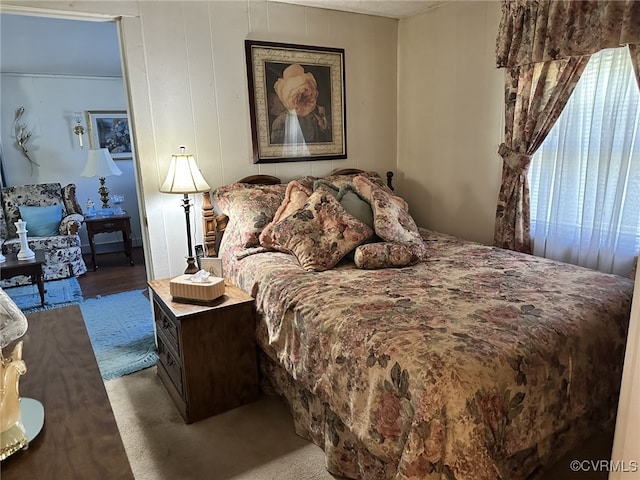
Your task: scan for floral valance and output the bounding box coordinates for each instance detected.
[496,0,640,68]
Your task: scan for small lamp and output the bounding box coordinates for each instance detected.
[81,148,123,209]
[159,146,211,274]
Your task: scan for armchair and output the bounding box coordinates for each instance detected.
[0,183,87,287]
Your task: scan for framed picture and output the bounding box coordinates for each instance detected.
[245,40,346,163]
[86,110,132,159]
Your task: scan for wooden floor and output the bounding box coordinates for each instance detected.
[77,246,148,298]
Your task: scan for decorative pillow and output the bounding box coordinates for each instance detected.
[212,182,286,216]
[337,184,373,229]
[296,175,318,192]
[322,171,393,193]
[353,175,409,212]
[214,184,286,248]
[369,187,427,260]
[2,183,65,238]
[18,204,64,237]
[314,181,374,228]
[354,242,419,269]
[262,187,374,271]
[259,180,312,246]
[313,179,339,197]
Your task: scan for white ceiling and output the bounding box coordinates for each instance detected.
[0,13,121,77]
[269,0,445,18]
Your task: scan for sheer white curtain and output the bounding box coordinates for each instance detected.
[529,46,640,277]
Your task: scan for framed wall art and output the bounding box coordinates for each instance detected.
[245,40,346,164]
[86,110,132,159]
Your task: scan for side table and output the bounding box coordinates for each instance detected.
[0,251,46,306]
[84,214,134,271]
[148,278,258,423]
[1,306,134,479]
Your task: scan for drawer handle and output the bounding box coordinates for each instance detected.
[162,318,172,331]
[166,356,176,367]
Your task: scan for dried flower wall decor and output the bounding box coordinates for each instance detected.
[13,107,39,174]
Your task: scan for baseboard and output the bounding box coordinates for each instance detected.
[81,240,142,255]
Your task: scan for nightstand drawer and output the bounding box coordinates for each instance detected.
[89,219,128,233]
[154,302,179,354]
[156,333,184,397]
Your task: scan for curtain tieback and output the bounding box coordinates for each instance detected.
[498,143,532,174]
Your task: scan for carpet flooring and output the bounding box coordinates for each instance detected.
[4,277,83,313]
[105,367,338,480]
[105,368,612,480]
[80,289,158,380]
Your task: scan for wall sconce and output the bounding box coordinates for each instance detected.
[72,112,85,148]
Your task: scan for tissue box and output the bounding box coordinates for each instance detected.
[169,274,225,303]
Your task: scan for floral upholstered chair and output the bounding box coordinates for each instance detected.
[0,183,87,287]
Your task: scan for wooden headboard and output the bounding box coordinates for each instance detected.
[201,169,394,256]
[236,169,394,189]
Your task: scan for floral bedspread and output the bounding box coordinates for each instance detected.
[221,229,633,480]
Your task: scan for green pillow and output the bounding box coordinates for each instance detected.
[314,180,374,226]
[18,205,64,237]
[337,184,374,229]
[313,179,339,198]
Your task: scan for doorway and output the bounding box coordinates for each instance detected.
[0,12,150,290]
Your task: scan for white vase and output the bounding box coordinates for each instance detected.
[14,220,35,260]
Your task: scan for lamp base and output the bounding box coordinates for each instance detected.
[98,177,110,209]
[184,257,199,274]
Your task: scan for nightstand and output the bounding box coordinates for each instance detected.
[147,278,258,423]
[85,214,134,271]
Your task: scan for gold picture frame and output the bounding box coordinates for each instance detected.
[245,40,346,163]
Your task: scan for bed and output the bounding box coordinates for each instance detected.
[211,170,633,480]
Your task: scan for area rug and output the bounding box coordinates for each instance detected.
[80,289,158,381]
[3,277,83,313]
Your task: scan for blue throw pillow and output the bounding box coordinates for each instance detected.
[18,205,64,237]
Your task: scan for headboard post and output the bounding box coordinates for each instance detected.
[201,192,217,256]
[386,171,394,191]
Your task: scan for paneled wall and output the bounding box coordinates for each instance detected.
[2,0,399,279]
[397,1,503,245]
[122,1,398,278]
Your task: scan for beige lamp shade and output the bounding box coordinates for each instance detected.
[81,148,123,178]
[159,147,210,194]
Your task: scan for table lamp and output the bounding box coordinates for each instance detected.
[81,148,123,209]
[159,146,211,274]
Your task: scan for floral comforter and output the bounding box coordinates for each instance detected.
[222,229,633,480]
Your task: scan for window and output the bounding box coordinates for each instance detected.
[529,47,640,276]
